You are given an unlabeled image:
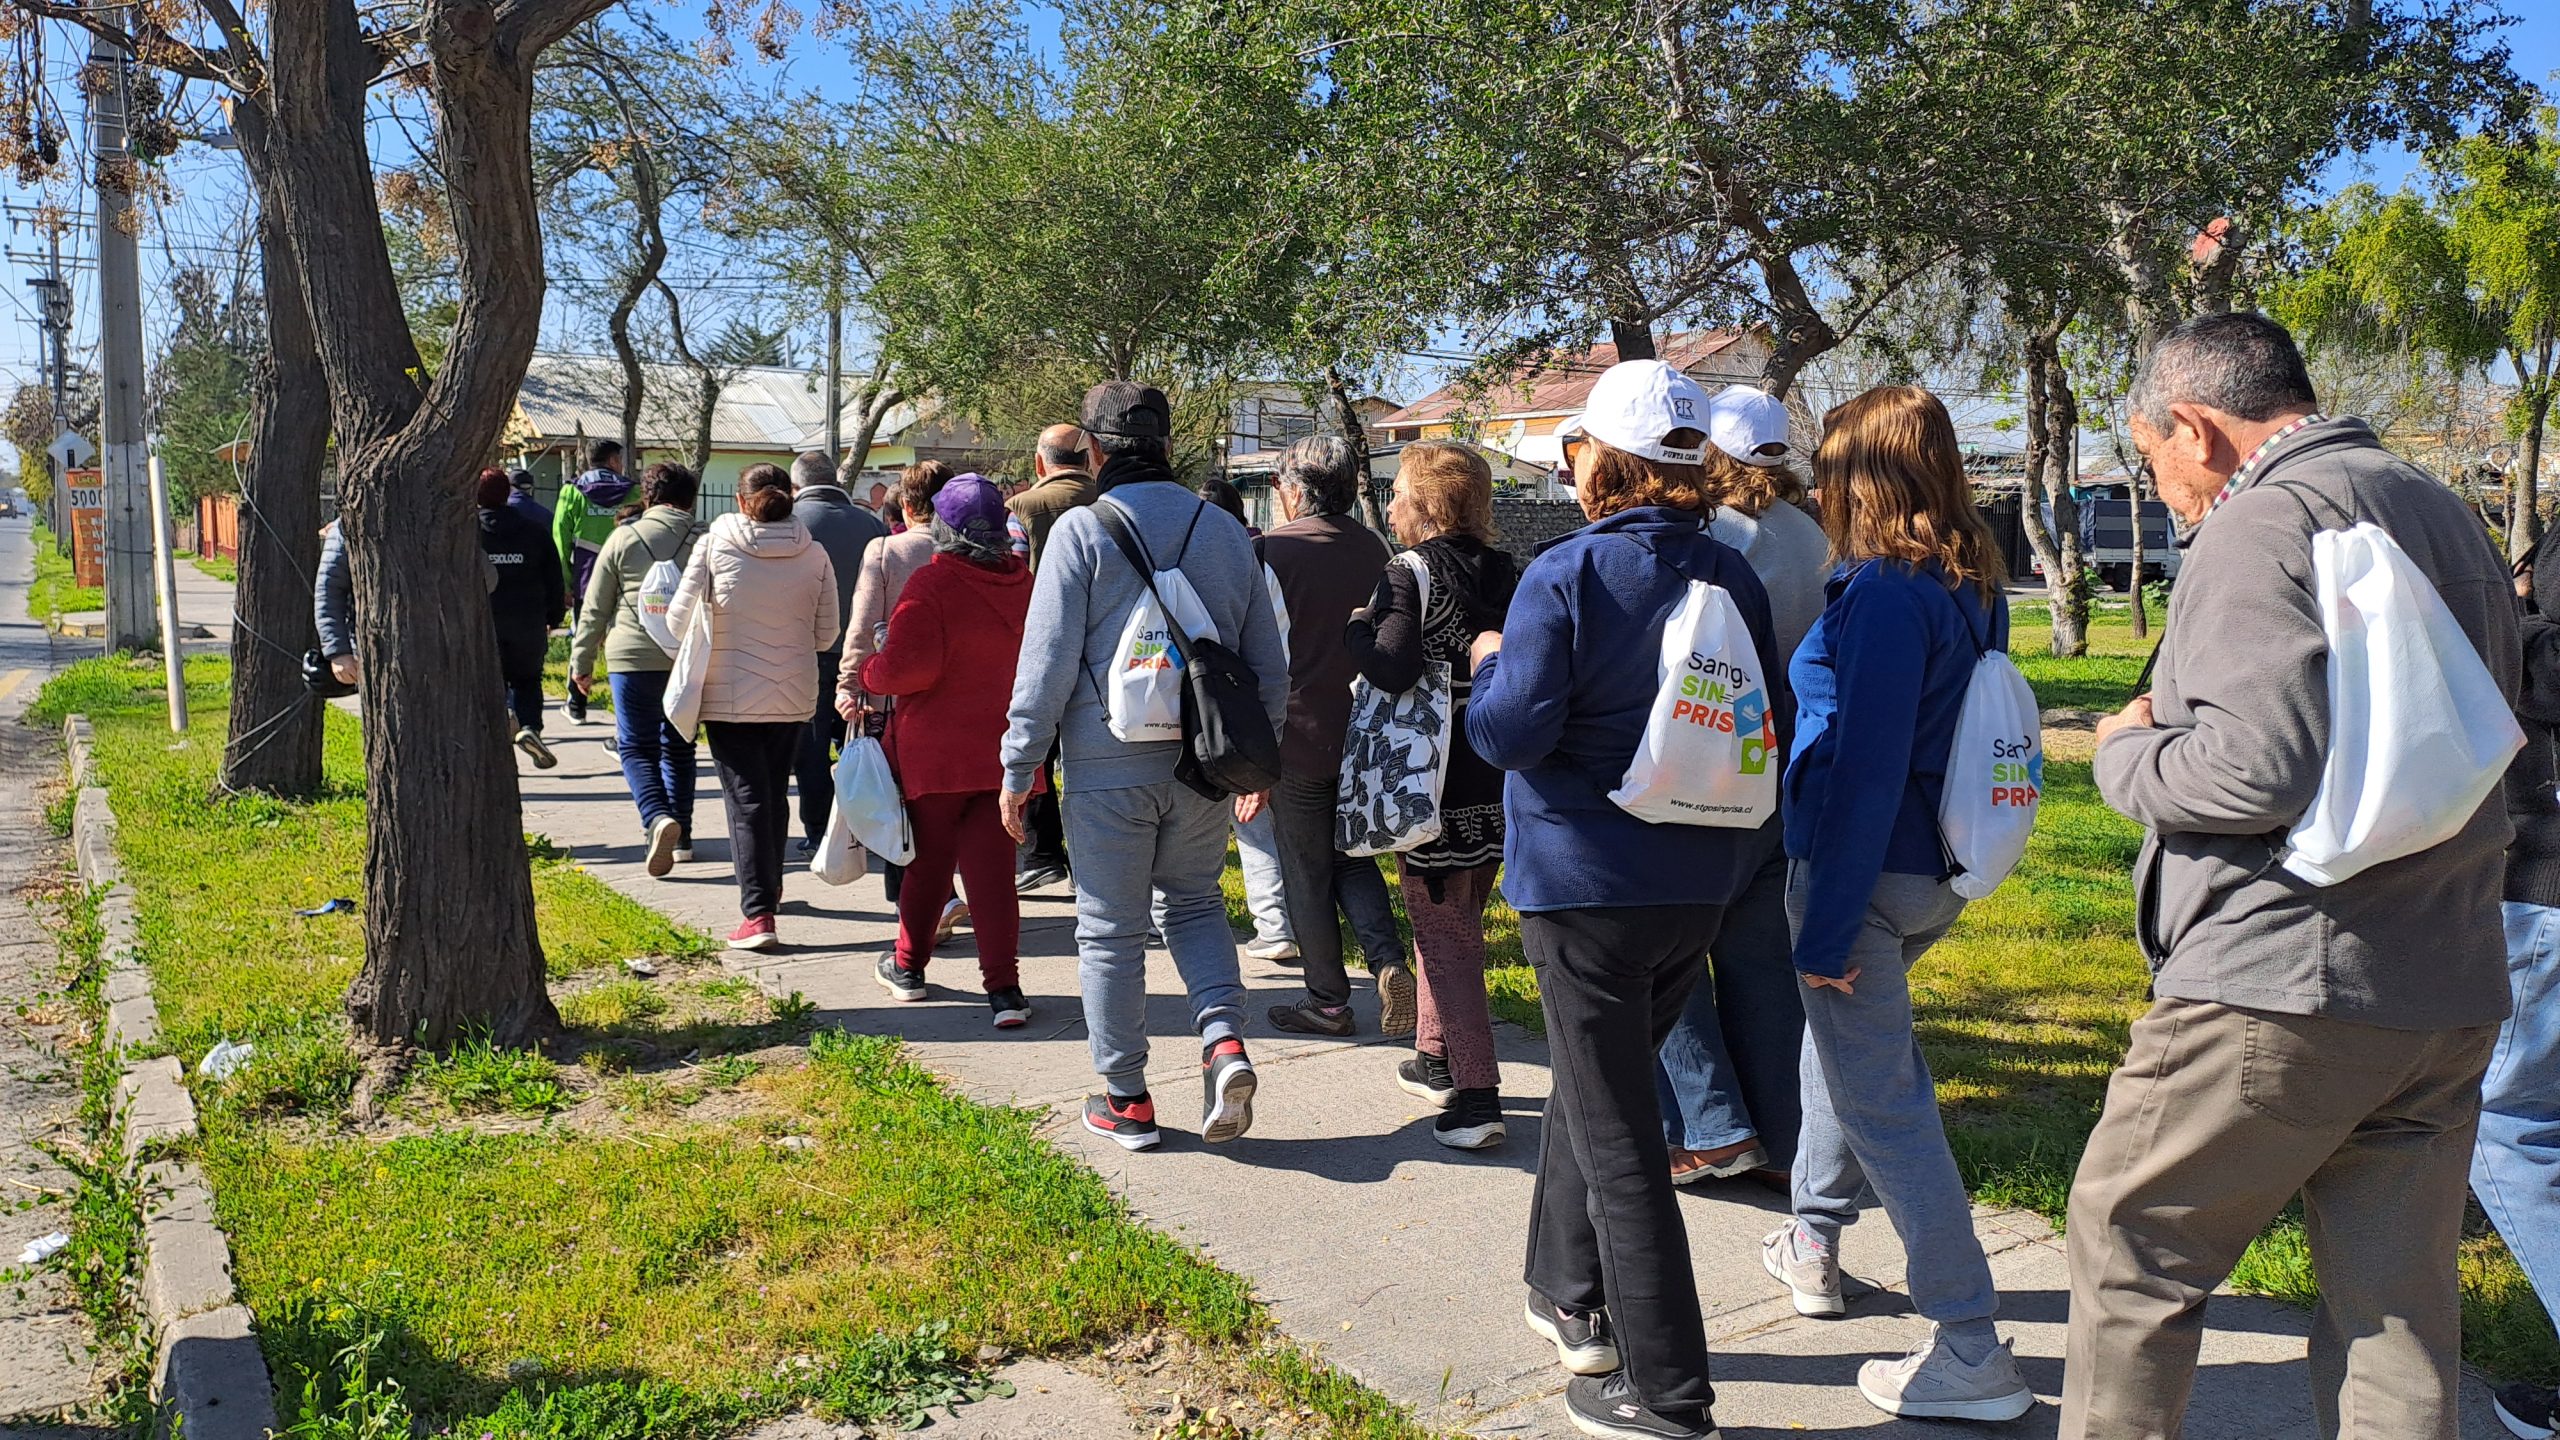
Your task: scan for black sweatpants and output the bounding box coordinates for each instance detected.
[1522,902,1726,1417]
[707,720,802,920]
[1021,748,1069,872]
[494,620,549,736]
[795,651,846,846]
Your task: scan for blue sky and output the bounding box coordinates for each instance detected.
[0,2,2553,434]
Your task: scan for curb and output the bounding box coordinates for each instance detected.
[63,714,279,1440]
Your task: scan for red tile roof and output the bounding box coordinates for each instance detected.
[1380,329,1759,427]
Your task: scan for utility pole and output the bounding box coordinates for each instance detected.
[90,26,156,652]
[823,274,844,464]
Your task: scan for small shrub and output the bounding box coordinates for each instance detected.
[699,1054,759,1089]
[212,1024,363,1120]
[411,1035,571,1116]
[279,1330,414,1440]
[811,1322,1014,1430]
[769,989,816,1034]
[558,980,668,1032]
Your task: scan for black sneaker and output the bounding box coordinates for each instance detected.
[1564,1372,1719,1440]
[1200,1038,1257,1143]
[874,955,927,1002]
[1017,861,1070,892]
[1434,1087,1506,1149]
[1396,1050,1455,1108]
[2496,1383,2559,1440]
[796,837,819,860]
[988,987,1031,1030]
[1524,1291,1620,1376]
[564,691,588,724]
[1082,1092,1160,1151]
[1267,1000,1355,1037]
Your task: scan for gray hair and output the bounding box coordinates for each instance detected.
[1277,435,1362,516]
[2127,312,2319,433]
[790,451,836,491]
[930,515,1013,567]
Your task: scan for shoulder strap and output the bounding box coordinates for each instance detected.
[1095,498,1201,669]
[1394,547,1433,621]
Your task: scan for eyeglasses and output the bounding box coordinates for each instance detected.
[1560,433,1588,466]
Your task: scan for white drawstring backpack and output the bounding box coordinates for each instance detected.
[1610,574,1778,827]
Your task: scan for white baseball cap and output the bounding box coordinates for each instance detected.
[1553,360,1710,465]
[1708,385,1793,467]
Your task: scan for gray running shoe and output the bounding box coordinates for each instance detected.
[1760,1222,1844,1318]
[1856,1328,2035,1422]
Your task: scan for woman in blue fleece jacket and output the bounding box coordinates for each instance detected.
[1758,386,2034,1423]
[1466,359,1778,1440]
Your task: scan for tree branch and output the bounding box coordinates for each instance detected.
[5,3,232,86]
[494,0,615,57]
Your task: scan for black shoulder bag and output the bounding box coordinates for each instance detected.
[1094,499,1284,800]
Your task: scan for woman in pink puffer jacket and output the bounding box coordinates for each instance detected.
[666,463,840,949]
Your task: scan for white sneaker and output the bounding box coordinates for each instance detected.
[1243,936,1300,962]
[1761,1222,1844,1318]
[1856,1329,2034,1422]
[513,728,557,770]
[644,816,681,878]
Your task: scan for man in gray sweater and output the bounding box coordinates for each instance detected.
[790,450,889,854]
[1000,381,1288,1153]
[2067,313,2518,1440]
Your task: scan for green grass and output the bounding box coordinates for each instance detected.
[29,521,102,623]
[2010,597,2159,711]
[212,1031,1260,1428]
[192,553,238,584]
[41,654,708,1070]
[37,656,1450,1440]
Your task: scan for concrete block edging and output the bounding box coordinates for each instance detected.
[62,714,279,1440]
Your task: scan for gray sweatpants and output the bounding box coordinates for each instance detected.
[1066,780,1247,1097]
[1788,866,2000,1337]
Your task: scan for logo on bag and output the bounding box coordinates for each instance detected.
[1670,652,1770,773]
[1127,630,1174,671]
[1990,733,2041,807]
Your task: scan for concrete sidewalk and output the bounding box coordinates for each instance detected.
[500,716,2514,1440]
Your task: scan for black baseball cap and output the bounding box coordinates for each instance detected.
[1082,381,1171,440]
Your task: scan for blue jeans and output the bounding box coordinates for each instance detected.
[1789,865,1999,1335]
[1654,842,1804,1163]
[1064,781,1247,1097]
[2473,901,2560,1319]
[608,669,698,837]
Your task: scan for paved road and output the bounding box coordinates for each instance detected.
[174,560,2514,1438]
[0,514,104,1433]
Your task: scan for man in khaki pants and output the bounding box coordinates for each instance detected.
[2076,313,2516,1440]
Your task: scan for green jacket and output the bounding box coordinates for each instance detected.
[570,505,702,678]
[555,465,638,603]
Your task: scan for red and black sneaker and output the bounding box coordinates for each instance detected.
[1200,1038,1257,1144]
[1082,1092,1161,1151]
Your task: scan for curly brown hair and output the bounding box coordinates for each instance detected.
[1578,431,1710,519]
[1393,441,1496,544]
[1698,447,1806,518]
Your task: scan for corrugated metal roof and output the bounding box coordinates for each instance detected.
[514,352,924,453]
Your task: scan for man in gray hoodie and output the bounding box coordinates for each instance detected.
[2065,313,2518,1440]
[1000,381,1288,1153]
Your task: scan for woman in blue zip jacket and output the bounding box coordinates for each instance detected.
[1758,385,2035,1423]
[1467,360,1779,1440]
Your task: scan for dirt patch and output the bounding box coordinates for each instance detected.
[2042,708,2101,764]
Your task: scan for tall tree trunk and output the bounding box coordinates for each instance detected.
[839,360,902,481]
[1327,366,1384,532]
[2516,341,2552,564]
[2128,461,2150,639]
[220,142,327,798]
[594,63,666,466]
[2017,314,2087,656]
[252,0,582,1051]
[1608,315,1657,362]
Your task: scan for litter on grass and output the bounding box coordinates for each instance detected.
[198,1039,255,1080]
[624,957,659,978]
[19,1232,68,1265]
[293,898,356,917]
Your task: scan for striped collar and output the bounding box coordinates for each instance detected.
[2205,412,2328,522]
